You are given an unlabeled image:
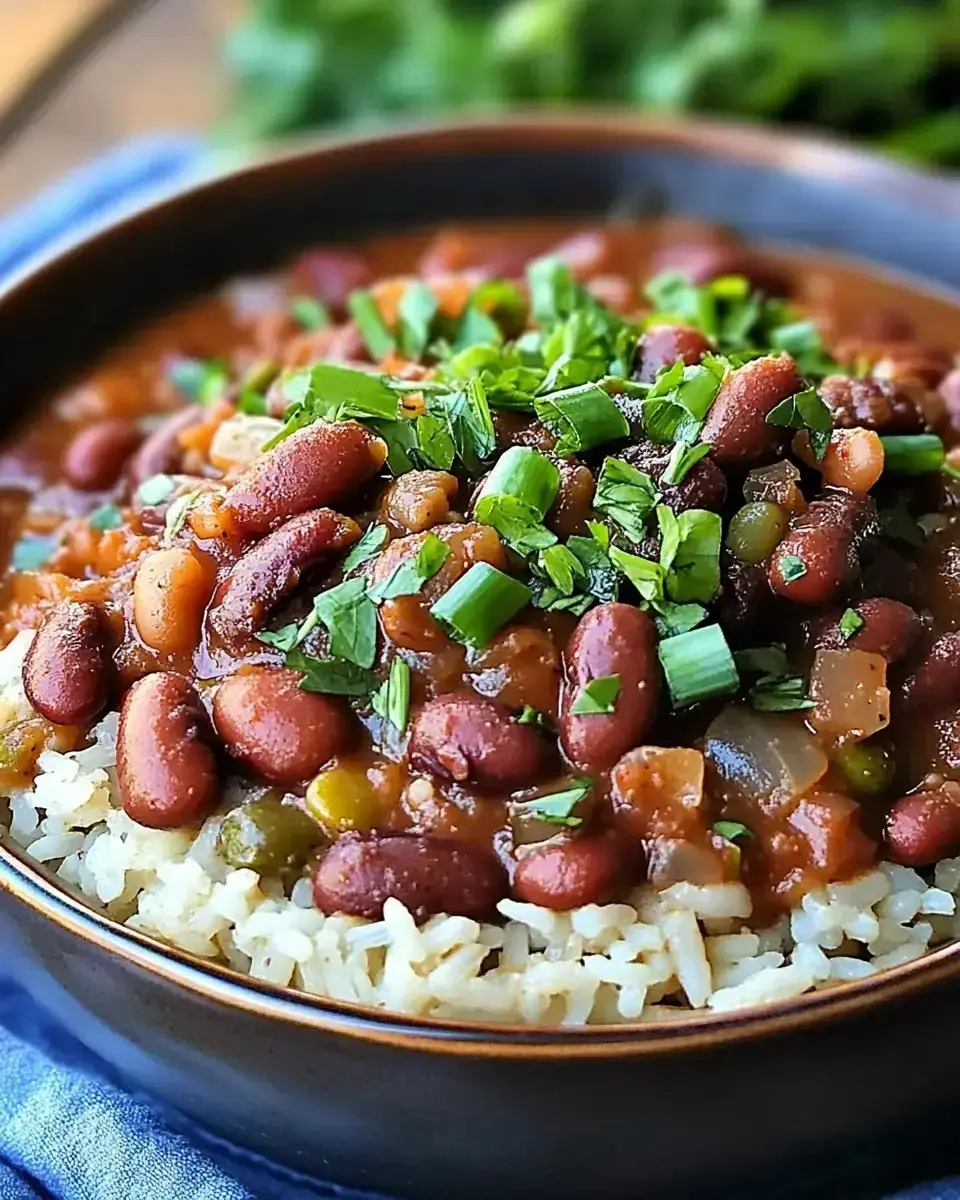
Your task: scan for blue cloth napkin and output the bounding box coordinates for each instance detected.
[0,133,956,1200]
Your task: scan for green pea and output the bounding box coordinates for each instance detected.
[725,501,788,565]
[833,742,895,798]
[218,796,326,873]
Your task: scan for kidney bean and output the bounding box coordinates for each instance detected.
[23,601,111,726]
[133,546,215,656]
[289,247,371,314]
[885,789,960,867]
[512,835,624,910]
[650,242,791,295]
[62,418,142,491]
[815,598,921,663]
[213,666,353,785]
[128,407,205,487]
[560,603,659,772]
[207,508,360,652]
[409,693,552,791]
[117,672,219,828]
[224,421,387,536]
[700,354,802,467]
[619,437,727,514]
[312,832,508,920]
[716,551,772,645]
[901,632,960,713]
[547,457,595,537]
[768,491,876,606]
[633,323,713,384]
[818,375,925,435]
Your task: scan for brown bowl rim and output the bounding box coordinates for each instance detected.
[2,110,960,1058]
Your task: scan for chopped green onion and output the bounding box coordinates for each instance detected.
[768,320,836,378]
[839,608,864,641]
[779,554,807,583]
[286,649,377,696]
[11,535,57,572]
[475,447,560,523]
[880,434,946,475]
[137,474,176,506]
[310,577,378,668]
[570,674,621,715]
[593,456,660,541]
[534,382,629,457]
[88,503,122,531]
[430,563,531,648]
[342,523,389,574]
[347,289,395,360]
[513,779,592,828]
[367,532,449,602]
[765,386,833,460]
[662,440,712,486]
[713,820,754,843]
[289,295,329,331]
[658,624,739,709]
[371,657,411,734]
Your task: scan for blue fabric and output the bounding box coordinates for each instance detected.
[0,133,955,1200]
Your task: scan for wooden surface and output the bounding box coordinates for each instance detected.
[0,0,233,211]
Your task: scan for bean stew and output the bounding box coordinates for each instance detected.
[4,219,960,1018]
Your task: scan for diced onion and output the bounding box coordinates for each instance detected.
[809,649,890,744]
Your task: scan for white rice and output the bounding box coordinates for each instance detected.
[1,630,956,1025]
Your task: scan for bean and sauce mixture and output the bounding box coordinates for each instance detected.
[4,220,960,930]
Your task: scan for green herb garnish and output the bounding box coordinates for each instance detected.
[88,503,122,531]
[765,386,833,460]
[593,456,660,542]
[658,624,739,709]
[779,554,807,583]
[310,576,378,668]
[11,536,57,572]
[347,288,395,360]
[289,294,329,331]
[839,608,864,641]
[570,674,622,716]
[342,523,389,574]
[430,563,532,648]
[513,779,592,828]
[367,531,450,602]
[286,648,378,696]
[371,657,411,734]
[881,434,946,475]
[137,474,177,506]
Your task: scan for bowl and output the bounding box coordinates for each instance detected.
[2,115,960,1199]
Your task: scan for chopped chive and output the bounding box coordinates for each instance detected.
[347,289,395,360]
[570,674,621,715]
[713,820,754,843]
[779,554,807,583]
[371,657,411,734]
[839,608,864,641]
[430,563,531,648]
[475,447,560,526]
[289,295,329,331]
[534,382,629,457]
[657,624,739,709]
[880,434,946,475]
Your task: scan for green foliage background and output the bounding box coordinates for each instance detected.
[223,0,960,165]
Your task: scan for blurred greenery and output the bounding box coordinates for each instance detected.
[223,0,960,166]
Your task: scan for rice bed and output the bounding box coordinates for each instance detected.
[2,631,956,1026]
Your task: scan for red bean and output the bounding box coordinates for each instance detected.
[213,667,353,785]
[819,375,925,435]
[716,551,772,644]
[901,633,960,713]
[512,836,623,910]
[128,407,204,486]
[62,419,142,491]
[885,790,960,867]
[206,508,360,652]
[312,833,508,920]
[700,355,802,466]
[23,601,111,726]
[289,247,371,313]
[650,242,791,295]
[224,421,387,536]
[768,491,876,606]
[409,693,552,792]
[117,672,219,828]
[634,324,713,384]
[816,598,921,663]
[560,603,659,772]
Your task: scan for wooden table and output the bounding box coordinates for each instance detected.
[0,0,233,211]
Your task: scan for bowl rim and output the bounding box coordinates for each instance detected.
[3,110,960,1058]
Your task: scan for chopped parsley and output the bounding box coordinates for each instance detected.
[309,577,378,668]
[593,456,660,542]
[342,523,389,574]
[513,779,593,828]
[765,386,833,460]
[286,648,378,696]
[137,474,177,506]
[371,657,411,734]
[839,608,865,641]
[367,532,450,603]
[779,554,807,583]
[11,535,57,572]
[88,503,122,532]
[289,295,329,331]
[570,674,621,716]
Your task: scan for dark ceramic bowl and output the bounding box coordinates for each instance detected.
[3,116,960,1200]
